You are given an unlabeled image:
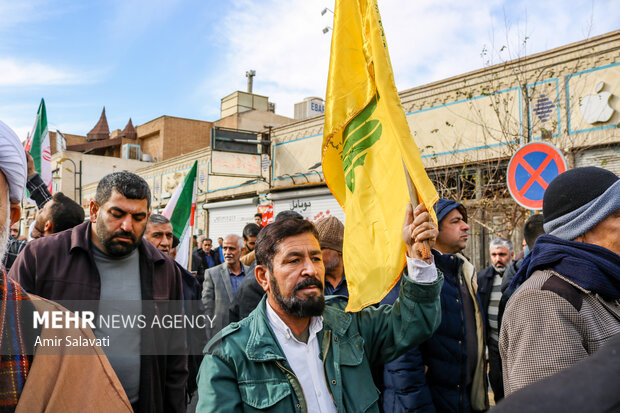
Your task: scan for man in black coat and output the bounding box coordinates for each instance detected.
[192,237,221,284]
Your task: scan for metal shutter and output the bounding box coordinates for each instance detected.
[206,199,258,240]
[574,146,620,176]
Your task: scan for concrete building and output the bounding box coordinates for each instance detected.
[97,30,620,270]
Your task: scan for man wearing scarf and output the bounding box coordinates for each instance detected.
[500,166,620,395]
[0,120,132,413]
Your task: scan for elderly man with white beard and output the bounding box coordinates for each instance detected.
[0,120,132,412]
[477,238,514,402]
[202,234,251,341]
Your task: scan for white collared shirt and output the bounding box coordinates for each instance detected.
[266,302,337,413]
[265,256,437,411]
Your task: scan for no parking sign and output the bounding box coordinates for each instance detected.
[506,142,567,210]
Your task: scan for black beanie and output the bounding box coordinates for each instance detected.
[543,166,619,224]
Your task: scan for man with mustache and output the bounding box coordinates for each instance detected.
[382,198,488,413]
[10,171,188,413]
[202,233,251,341]
[197,203,443,412]
[192,237,221,285]
[229,210,305,323]
[0,120,133,412]
[144,213,205,408]
[476,238,513,402]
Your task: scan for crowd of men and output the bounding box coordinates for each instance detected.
[1,118,619,413]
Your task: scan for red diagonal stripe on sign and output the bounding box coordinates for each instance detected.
[517,154,552,196]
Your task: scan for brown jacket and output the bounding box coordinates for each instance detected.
[9,221,188,413]
[500,270,620,395]
[16,295,133,413]
[240,249,256,266]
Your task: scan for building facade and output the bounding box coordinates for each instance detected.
[77,30,618,269]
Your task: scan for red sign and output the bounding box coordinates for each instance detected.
[507,142,567,210]
[257,204,274,226]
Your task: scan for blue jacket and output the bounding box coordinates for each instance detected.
[381,250,488,413]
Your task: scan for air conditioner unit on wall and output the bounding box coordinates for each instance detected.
[122,143,142,160]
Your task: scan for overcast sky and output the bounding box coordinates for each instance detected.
[1,0,617,141]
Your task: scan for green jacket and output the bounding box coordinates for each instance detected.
[197,274,443,412]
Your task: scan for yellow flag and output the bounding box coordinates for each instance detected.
[322,0,439,311]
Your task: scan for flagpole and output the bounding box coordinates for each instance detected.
[188,224,194,271]
[402,160,431,259]
[188,177,197,272]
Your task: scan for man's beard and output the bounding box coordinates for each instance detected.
[324,257,340,275]
[493,264,506,274]
[96,219,142,257]
[0,213,10,261]
[269,274,325,318]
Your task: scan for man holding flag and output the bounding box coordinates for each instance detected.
[197,205,442,412]
[198,0,445,411]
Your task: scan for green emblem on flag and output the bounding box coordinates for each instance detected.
[342,95,382,193]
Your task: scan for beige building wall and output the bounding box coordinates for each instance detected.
[271,115,325,189]
[52,151,151,206]
[221,91,269,118]
[81,147,268,235]
[136,117,164,161]
[398,30,620,171]
[270,30,620,181]
[215,109,294,132]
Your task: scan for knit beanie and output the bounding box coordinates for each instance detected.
[314,216,344,253]
[434,198,468,224]
[543,166,620,240]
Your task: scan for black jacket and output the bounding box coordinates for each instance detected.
[191,249,221,283]
[381,250,487,413]
[175,262,206,401]
[228,270,264,322]
[477,266,497,315]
